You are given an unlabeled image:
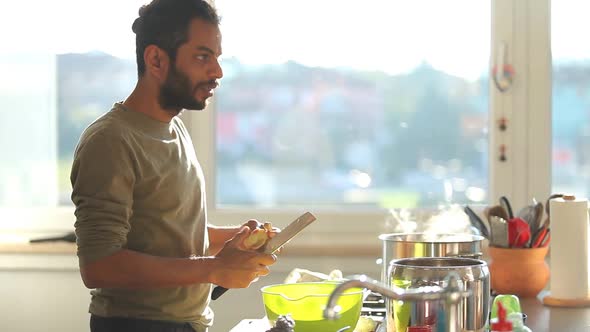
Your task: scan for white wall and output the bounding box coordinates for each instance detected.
[0,253,380,332]
[0,254,88,331]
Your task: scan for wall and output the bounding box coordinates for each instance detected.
[0,253,88,331]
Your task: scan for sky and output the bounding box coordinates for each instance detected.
[1,0,588,81]
[216,0,491,80]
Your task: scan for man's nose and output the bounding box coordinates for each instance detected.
[210,58,223,79]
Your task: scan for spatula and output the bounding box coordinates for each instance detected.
[530,202,544,234]
[489,216,509,248]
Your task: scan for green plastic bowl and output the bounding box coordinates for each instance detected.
[261,282,363,332]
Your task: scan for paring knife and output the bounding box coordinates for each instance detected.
[211,212,317,300]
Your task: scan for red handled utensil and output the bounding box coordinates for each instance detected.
[540,231,550,247]
[508,217,531,248]
[532,227,550,248]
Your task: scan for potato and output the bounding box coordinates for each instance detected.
[243,226,270,250]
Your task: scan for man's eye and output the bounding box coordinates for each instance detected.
[195,54,209,61]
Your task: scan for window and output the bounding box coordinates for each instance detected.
[0,1,144,231]
[213,0,491,209]
[551,0,590,197]
[0,0,554,239]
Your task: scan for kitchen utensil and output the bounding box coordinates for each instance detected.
[261,282,363,332]
[540,231,550,247]
[531,227,550,248]
[530,202,545,235]
[515,202,542,247]
[500,196,514,219]
[531,227,548,248]
[212,212,316,300]
[489,216,509,248]
[261,212,316,255]
[516,205,536,226]
[507,218,531,248]
[378,233,484,284]
[387,257,490,332]
[464,205,490,238]
[486,205,510,223]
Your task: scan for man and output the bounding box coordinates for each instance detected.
[70,1,276,331]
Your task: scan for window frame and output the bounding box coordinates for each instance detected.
[489,0,551,210]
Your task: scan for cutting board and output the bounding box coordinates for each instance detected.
[229,319,271,331]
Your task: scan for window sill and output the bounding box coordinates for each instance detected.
[0,237,380,257]
[0,240,79,271]
[0,241,76,255]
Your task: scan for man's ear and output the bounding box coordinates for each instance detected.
[144,45,170,81]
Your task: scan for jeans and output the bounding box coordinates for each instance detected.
[90,315,196,332]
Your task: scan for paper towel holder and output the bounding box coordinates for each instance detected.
[562,194,576,201]
[543,295,590,307]
[542,194,590,307]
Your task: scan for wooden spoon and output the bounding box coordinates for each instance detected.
[486,204,510,222]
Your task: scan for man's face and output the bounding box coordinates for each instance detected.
[159,19,223,112]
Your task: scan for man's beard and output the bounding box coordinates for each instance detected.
[159,65,209,114]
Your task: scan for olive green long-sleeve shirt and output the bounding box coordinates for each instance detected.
[71,103,212,331]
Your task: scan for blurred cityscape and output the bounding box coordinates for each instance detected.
[54,52,590,208]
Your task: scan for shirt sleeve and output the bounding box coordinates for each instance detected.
[70,129,136,266]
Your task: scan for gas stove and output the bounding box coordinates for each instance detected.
[361,291,386,331]
[361,291,386,318]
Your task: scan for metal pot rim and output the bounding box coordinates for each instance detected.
[379,232,484,243]
[389,256,487,269]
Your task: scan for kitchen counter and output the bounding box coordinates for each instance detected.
[230,319,270,331]
[523,292,590,331]
[231,293,590,332]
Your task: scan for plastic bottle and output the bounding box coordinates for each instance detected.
[491,301,513,332]
[406,326,432,332]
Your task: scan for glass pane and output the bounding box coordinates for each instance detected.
[0,1,143,208]
[551,1,590,197]
[215,0,491,208]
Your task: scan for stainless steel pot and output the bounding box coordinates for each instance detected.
[378,233,484,284]
[387,257,490,332]
[324,274,468,332]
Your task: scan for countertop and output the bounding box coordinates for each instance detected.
[231,293,590,332]
[230,319,271,331]
[523,292,590,332]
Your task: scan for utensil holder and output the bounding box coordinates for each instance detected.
[488,246,549,297]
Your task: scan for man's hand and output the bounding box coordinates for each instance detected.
[241,220,280,251]
[211,226,277,288]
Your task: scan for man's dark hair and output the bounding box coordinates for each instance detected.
[131,0,220,77]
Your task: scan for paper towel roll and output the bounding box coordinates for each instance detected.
[550,196,590,299]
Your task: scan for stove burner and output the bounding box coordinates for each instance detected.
[361,291,386,320]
